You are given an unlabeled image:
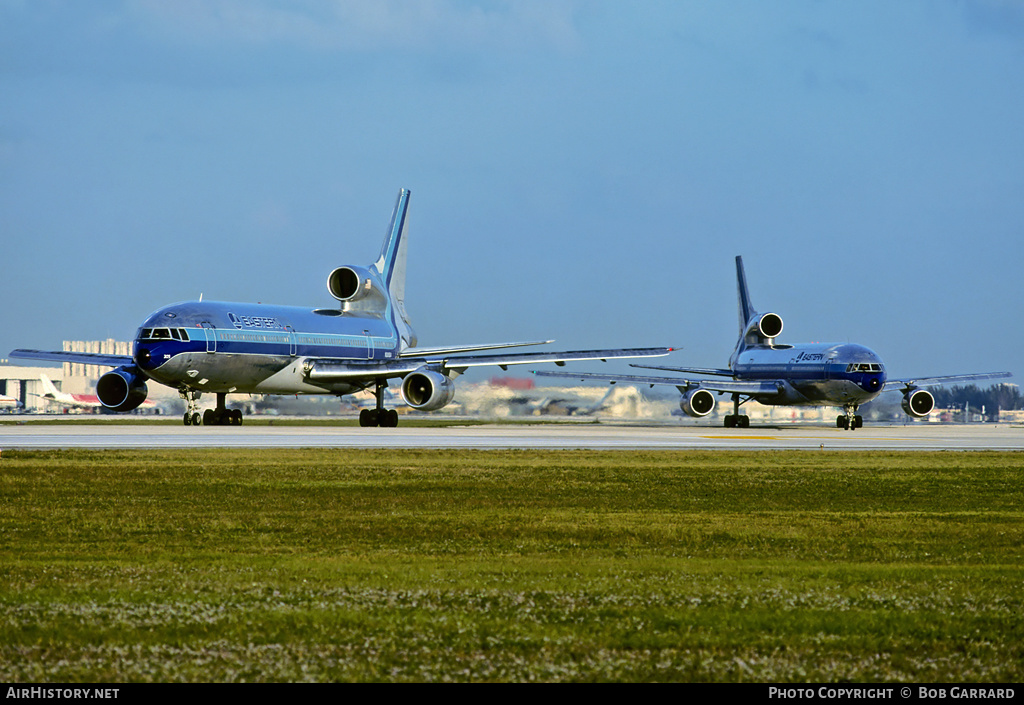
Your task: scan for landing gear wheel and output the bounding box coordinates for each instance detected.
[725,414,750,428]
[839,404,861,431]
[724,395,750,429]
[180,389,204,427]
[359,381,400,428]
[359,409,379,427]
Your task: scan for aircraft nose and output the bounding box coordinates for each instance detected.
[135,347,153,368]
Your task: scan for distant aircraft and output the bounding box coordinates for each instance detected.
[34,374,104,410]
[535,255,1011,430]
[34,374,157,413]
[0,393,20,410]
[527,386,617,417]
[11,189,669,427]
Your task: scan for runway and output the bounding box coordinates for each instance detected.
[2,419,1023,451]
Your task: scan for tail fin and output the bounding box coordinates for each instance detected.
[732,256,784,356]
[39,374,59,396]
[735,255,756,333]
[372,188,411,298]
[372,189,417,349]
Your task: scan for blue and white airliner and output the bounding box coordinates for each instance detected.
[11,189,670,427]
[536,256,1010,430]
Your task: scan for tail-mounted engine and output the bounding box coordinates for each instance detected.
[401,368,456,411]
[680,388,716,418]
[96,366,149,412]
[902,388,935,418]
[327,266,388,312]
[743,312,784,346]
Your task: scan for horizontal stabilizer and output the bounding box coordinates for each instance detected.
[9,349,134,368]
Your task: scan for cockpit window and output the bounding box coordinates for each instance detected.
[846,363,882,372]
[139,328,178,341]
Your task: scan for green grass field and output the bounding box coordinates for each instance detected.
[1,448,1021,682]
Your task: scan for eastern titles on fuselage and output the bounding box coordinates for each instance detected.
[227,312,285,330]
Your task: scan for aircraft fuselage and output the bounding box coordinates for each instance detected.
[732,342,886,407]
[134,300,399,397]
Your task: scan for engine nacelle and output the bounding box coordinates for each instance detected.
[327,266,377,302]
[96,366,149,412]
[401,369,456,411]
[755,312,784,339]
[742,312,784,345]
[902,388,935,418]
[680,388,716,418]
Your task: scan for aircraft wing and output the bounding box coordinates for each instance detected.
[305,348,672,382]
[629,363,734,377]
[436,347,671,372]
[398,340,553,357]
[9,349,134,367]
[883,371,1012,392]
[531,370,783,397]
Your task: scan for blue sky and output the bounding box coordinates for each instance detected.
[2,0,1021,385]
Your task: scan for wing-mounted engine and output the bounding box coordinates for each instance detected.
[96,366,149,412]
[743,312,784,347]
[327,266,388,314]
[401,368,456,411]
[901,388,935,417]
[680,388,716,418]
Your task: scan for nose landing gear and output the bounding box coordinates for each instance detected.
[180,390,243,426]
[836,404,863,430]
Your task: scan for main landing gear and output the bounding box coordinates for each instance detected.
[181,390,243,426]
[837,404,863,431]
[358,380,399,427]
[723,393,750,428]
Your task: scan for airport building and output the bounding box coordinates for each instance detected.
[59,339,132,395]
[1,339,173,413]
[0,363,56,412]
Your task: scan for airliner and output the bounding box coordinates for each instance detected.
[35,374,104,411]
[535,256,1010,430]
[11,189,669,427]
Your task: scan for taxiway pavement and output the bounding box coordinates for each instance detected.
[1,420,1022,451]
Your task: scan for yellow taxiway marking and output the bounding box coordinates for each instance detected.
[702,435,779,440]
